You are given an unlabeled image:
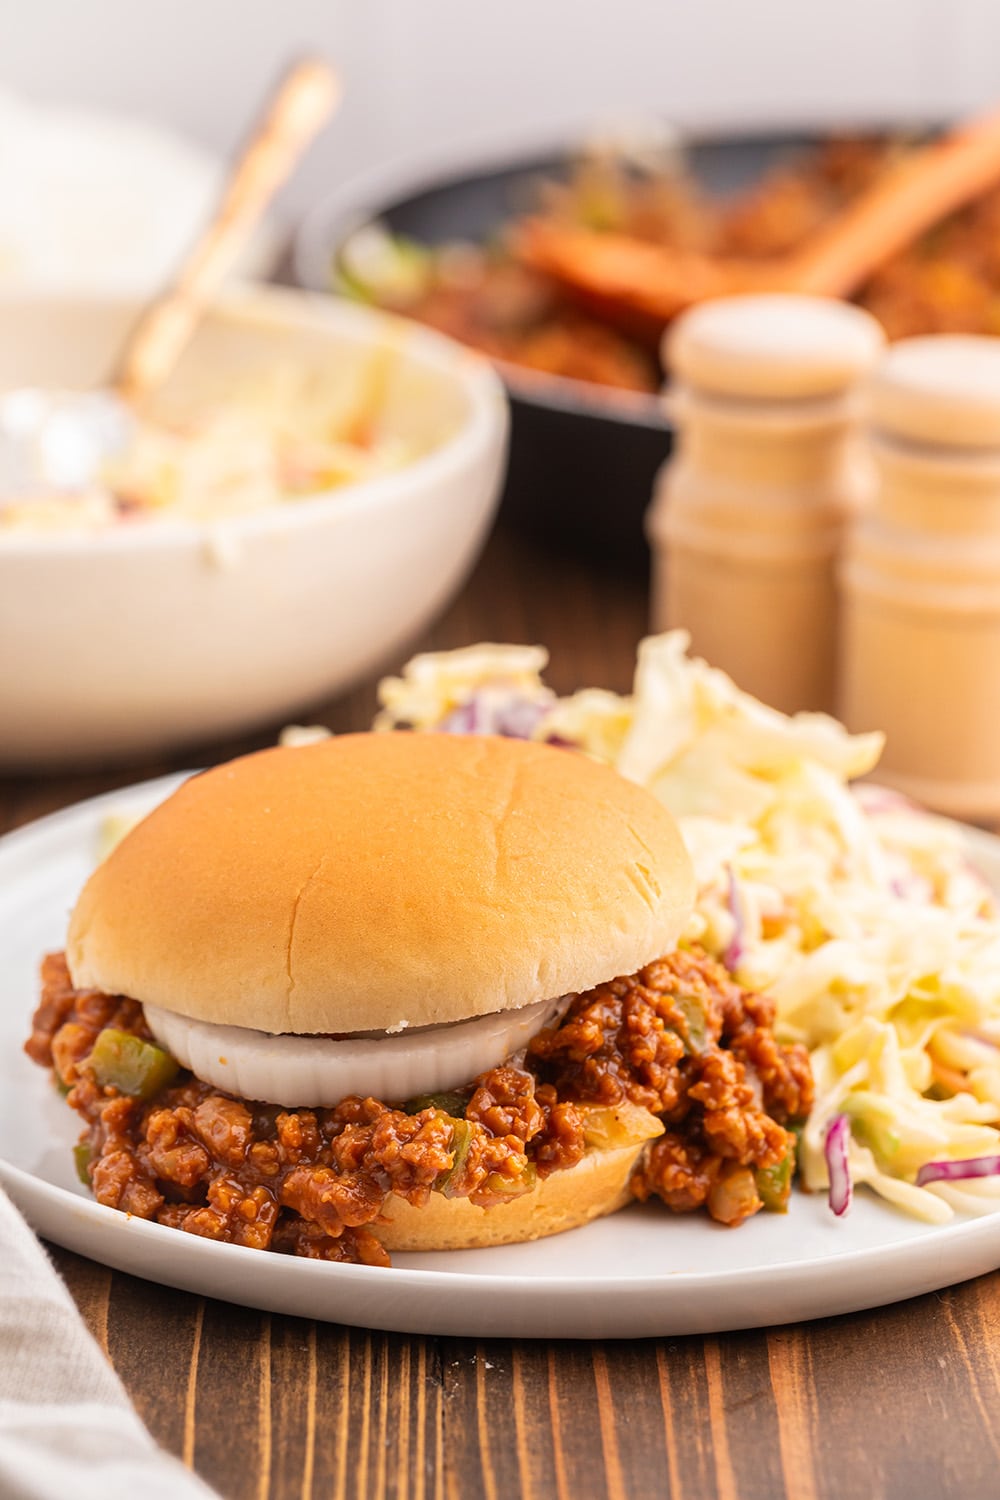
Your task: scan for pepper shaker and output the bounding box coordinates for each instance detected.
[840,336,1000,818]
[647,294,884,714]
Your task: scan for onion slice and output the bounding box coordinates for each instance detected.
[916,1154,1000,1188]
[144,994,565,1109]
[825,1113,853,1217]
[438,689,553,740]
[723,867,748,972]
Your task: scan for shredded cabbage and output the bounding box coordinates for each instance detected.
[0,362,419,533]
[374,631,1000,1222]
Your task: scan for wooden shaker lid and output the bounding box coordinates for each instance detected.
[665,293,885,401]
[869,335,1000,449]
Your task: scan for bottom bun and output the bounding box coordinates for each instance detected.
[374,1143,644,1252]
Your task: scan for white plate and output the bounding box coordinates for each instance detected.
[2,776,1000,1340]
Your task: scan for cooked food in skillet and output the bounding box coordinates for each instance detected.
[340,131,1000,396]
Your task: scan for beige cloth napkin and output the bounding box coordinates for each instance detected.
[0,1184,217,1500]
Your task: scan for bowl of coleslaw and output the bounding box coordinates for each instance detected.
[0,285,507,769]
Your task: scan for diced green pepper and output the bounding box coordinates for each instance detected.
[437,1119,475,1198]
[336,233,431,305]
[491,1158,530,1194]
[87,1028,178,1101]
[484,1160,537,1199]
[73,1141,93,1186]
[671,994,709,1054]
[755,1141,796,1213]
[404,1090,468,1119]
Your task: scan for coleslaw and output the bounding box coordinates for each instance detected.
[0,362,418,534]
[374,632,1000,1224]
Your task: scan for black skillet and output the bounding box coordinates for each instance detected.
[295,131,824,570]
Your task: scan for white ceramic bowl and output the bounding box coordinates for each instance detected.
[0,287,508,770]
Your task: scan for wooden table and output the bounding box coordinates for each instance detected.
[4,525,999,1500]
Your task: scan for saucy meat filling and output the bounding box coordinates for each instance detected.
[26,948,813,1266]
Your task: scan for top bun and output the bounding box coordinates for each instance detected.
[68,733,694,1035]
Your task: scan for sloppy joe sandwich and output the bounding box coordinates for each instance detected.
[26,733,812,1266]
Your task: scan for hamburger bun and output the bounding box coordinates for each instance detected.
[54,732,696,1256]
[68,732,694,1035]
[376,1139,644,1252]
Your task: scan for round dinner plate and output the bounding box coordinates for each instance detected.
[2,775,999,1340]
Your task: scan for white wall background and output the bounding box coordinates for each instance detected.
[4,0,1000,219]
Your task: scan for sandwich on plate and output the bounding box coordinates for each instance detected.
[26,732,812,1265]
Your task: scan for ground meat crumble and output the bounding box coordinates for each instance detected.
[26,948,813,1265]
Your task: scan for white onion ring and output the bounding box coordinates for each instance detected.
[143,995,565,1108]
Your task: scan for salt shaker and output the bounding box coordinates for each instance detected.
[840,336,1000,819]
[647,294,884,714]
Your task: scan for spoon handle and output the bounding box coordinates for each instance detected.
[112,58,339,406]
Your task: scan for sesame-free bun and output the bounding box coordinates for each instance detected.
[68,733,694,1034]
[376,1140,644,1252]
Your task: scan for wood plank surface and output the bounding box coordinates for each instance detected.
[4,524,1000,1500]
[37,1249,1000,1500]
